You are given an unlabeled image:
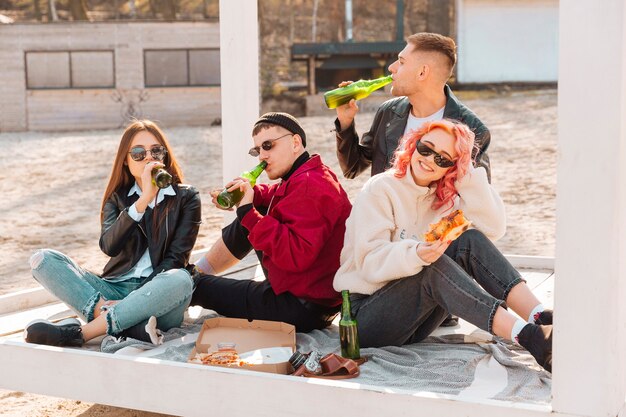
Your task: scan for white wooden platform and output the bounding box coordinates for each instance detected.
[0,254,557,417]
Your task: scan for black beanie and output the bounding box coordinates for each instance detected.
[254,112,307,147]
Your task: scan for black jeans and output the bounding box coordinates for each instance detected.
[351,230,524,348]
[190,218,338,332]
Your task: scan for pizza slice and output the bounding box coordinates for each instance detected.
[424,209,472,243]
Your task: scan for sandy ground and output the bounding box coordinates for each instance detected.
[0,89,557,416]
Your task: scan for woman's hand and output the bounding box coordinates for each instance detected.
[416,239,452,263]
[136,161,164,212]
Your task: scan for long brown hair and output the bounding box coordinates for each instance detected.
[101,120,184,222]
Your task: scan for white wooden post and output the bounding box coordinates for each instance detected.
[219,0,260,195]
[553,1,626,415]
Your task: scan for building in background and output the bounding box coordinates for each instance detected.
[0,22,220,132]
[455,0,558,84]
[0,0,558,132]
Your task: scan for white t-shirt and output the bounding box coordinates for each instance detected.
[403,106,445,136]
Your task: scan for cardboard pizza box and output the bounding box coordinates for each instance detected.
[188,317,296,374]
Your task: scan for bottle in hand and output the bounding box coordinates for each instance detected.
[339,290,360,360]
[323,75,393,109]
[151,167,173,189]
[216,161,267,209]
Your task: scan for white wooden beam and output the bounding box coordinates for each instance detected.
[0,287,58,315]
[219,0,259,197]
[0,341,560,417]
[553,1,626,415]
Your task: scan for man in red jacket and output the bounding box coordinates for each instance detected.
[191,112,352,332]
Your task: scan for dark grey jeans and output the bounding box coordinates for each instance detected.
[351,229,523,348]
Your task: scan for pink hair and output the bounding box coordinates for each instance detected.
[392,119,475,210]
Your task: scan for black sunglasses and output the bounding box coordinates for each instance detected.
[129,145,167,162]
[248,133,292,157]
[416,141,455,168]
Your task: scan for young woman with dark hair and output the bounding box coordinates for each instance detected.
[25,120,201,347]
[334,119,553,372]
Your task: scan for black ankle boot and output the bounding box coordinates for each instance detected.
[517,323,552,372]
[534,309,553,325]
[24,318,84,347]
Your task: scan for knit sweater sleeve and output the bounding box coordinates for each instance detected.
[339,177,430,287]
[454,166,506,241]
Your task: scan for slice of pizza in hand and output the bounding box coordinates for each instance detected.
[424,209,472,243]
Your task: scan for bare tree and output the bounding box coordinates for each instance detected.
[33,0,43,21]
[203,0,210,19]
[151,0,176,20]
[312,0,319,42]
[48,0,58,21]
[128,0,137,18]
[69,0,89,20]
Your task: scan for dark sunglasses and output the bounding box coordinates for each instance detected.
[416,141,455,168]
[248,133,292,157]
[129,145,167,162]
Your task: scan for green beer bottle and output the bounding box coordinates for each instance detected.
[324,75,393,109]
[339,290,360,360]
[151,167,173,189]
[216,161,267,209]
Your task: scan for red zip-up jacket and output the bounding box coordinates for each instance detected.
[240,154,351,307]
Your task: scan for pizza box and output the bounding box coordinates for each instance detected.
[188,317,296,374]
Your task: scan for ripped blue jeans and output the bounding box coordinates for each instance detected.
[30,249,193,335]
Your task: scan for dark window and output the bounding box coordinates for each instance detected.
[144,49,220,87]
[25,51,115,89]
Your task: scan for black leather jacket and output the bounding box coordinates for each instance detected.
[335,85,492,181]
[99,183,202,279]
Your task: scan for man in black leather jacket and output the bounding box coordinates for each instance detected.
[334,33,492,327]
[334,32,491,182]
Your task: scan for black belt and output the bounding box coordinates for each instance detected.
[298,298,340,323]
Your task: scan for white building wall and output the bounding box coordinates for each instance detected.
[0,22,220,132]
[456,0,558,83]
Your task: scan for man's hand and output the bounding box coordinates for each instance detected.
[210,189,234,211]
[224,177,254,207]
[336,81,359,131]
[416,239,452,264]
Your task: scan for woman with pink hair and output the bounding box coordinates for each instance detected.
[334,119,553,372]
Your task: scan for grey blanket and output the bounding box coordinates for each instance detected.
[101,314,551,404]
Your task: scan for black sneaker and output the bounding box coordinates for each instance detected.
[534,309,553,325]
[517,323,552,372]
[24,318,84,347]
[117,316,163,345]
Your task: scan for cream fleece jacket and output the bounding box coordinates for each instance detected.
[333,166,506,295]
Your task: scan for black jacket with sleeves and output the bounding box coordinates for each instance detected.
[335,85,492,181]
[99,183,202,279]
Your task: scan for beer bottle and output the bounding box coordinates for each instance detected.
[324,75,393,109]
[216,161,267,209]
[339,290,360,360]
[151,167,173,189]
